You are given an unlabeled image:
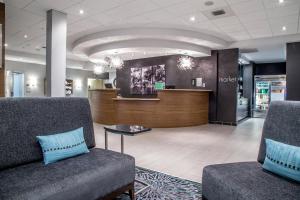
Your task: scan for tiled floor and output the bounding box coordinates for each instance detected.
[94,118,264,182]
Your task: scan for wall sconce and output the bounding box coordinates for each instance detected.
[28,76,37,88]
[75,79,82,90]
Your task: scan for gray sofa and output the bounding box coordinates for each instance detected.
[0,98,135,200]
[202,101,300,200]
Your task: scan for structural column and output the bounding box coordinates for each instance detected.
[0,3,5,97]
[286,42,300,101]
[46,10,67,97]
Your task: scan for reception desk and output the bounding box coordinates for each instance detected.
[89,89,211,128]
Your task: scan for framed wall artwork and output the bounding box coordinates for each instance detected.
[130,64,165,95]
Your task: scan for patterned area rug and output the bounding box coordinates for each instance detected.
[116,167,202,200]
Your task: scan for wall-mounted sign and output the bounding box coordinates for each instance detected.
[192,77,206,87]
[219,76,237,83]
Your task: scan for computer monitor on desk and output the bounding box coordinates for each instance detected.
[165,85,176,89]
[105,83,113,89]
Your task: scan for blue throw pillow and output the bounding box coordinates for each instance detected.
[37,127,89,165]
[263,139,300,182]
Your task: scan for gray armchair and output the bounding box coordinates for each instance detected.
[202,101,300,200]
[0,98,135,200]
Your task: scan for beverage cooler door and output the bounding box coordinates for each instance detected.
[270,81,286,102]
[254,81,270,118]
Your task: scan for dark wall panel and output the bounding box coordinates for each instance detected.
[286,42,300,101]
[243,63,254,117]
[217,48,239,124]
[193,51,218,121]
[254,62,286,75]
[0,3,5,97]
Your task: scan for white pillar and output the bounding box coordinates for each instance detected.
[46,10,67,97]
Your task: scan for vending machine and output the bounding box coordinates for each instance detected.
[254,75,286,118]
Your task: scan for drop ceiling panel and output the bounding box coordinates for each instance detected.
[68,18,101,35]
[104,0,159,19]
[248,27,273,38]
[139,9,174,22]
[79,0,126,13]
[197,21,221,32]
[219,24,246,33]
[269,14,299,26]
[230,0,265,15]
[3,0,33,9]
[150,0,185,7]
[226,0,249,5]
[243,20,270,29]
[263,0,300,9]
[188,0,228,11]
[238,11,268,23]
[229,31,251,40]
[164,2,199,16]
[91,13,119,26]
[212,16,241,26]
[266,5,299,18]
[271,23,298,36]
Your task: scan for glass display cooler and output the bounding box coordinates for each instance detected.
[254,75,286,118]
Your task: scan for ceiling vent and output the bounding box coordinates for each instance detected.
[203,7,234,19]
[212,9,226,16]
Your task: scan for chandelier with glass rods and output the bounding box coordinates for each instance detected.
[177,56,195,70]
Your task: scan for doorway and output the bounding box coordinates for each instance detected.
[11,72,25,97]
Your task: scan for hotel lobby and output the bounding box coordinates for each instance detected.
[0,0,300,199]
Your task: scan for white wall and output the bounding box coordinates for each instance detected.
[5,60,95,97]
[6,61,46,97]
[66,68,94,97]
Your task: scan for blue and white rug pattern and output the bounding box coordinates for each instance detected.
[117,167,202,200]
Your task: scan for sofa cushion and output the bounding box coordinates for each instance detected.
[0,98,95,170]
[0,148,135,200]
[202,162,300,200]
[263,139,300,183]
[37,127,90,165]
[258,101,300,163]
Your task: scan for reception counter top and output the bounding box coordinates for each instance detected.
[89,89,211,128]
[112,97,161,101]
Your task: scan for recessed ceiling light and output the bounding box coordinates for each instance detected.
[282,26,287,31]
[204,1,214,6]
[24,34,28,39]
[190,16,196,22]
[143,51,146,55]
[4,43,8,47]
[79,9,84,15]
[279,0,284,4]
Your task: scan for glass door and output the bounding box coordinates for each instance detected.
[253,75,286,118]
[254,80,270,117]
[12,72,24,97]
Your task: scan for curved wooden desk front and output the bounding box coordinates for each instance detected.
[89,89,211,128]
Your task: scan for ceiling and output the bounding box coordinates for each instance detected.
[3,0,300,67]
